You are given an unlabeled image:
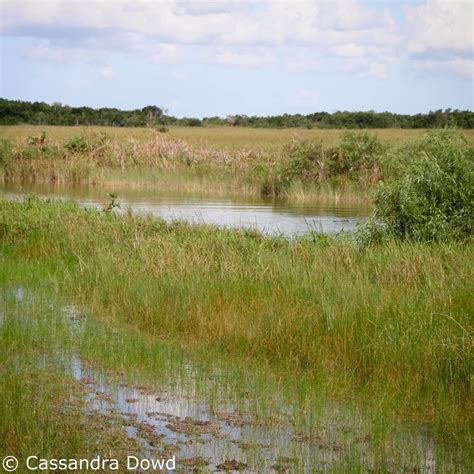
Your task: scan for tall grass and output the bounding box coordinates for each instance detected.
[1,197,472,442]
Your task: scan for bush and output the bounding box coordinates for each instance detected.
[281,140,327,185]
[279,132,385,190]
[21,145,59,160]
[64,135,89,153]
[362,130,474,242]
[327,131,386,180]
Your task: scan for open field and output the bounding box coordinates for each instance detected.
[2,125,474,150]
[1,198,472,470]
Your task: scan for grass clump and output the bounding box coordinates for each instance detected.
[0,138,13,168]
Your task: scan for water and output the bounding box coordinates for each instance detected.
[0,288,464,472]
[0,182,369,236]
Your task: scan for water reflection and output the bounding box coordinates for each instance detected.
[0,182,369,236]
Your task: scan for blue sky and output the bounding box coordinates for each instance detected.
[1,0,473,117]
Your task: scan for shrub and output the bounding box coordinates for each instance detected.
[327,131,386,180]
[279,132,385,191]
[64,135,89,153]
[281,140,327,185]
[21,145,59,160]
[362,130,474,242]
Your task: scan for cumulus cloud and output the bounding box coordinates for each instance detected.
[404,0,473,56]
[403,0,474,77]
[331,42,365,58]
[2,0,472,79]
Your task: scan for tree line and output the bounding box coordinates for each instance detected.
[1,98,472,129]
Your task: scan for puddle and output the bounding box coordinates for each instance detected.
[0,291,465,472]
[68,354,348,472]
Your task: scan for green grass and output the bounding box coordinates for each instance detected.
[1,198,472,432]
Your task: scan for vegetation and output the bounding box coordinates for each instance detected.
[1,98,473,128]
[1,124,472,469]
[363,130,474,243]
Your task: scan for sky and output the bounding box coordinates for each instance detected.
[0,0,473,117]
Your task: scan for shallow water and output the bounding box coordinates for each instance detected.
[1,288,467,472]
[0,182,369,236]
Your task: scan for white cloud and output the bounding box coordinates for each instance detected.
[22,40,95,64]
[3,0,473,79]
[404,0,473,56]
[343,59,387,80]
[152,44,180,63]
[414,57,474,79]
[214,48,275,68]
[284,58,320,73]
[331,43,365,59]
[174,1,254,16]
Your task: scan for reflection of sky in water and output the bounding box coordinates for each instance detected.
[1,183,369,236]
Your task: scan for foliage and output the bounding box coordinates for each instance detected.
[64,134,89,153]
[329,130,386,178]
[362,130,474,242]
[270,131,386,195]
[1,98,473,129]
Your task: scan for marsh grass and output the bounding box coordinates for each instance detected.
[6,126,472,203]
[0,286,141,464]
[1,198,472,443]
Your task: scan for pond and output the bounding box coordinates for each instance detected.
[0,182,370,236]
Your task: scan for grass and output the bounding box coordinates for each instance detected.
[0,126,472,469]
[0,284,142,466]
[4,125,470,149]
[1,198,472,440]
[0,125,444,204]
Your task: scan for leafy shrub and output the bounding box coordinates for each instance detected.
[64,135,89,153]
[278,132,385,191]
[362,130,474,242]
[21,146,59,160]
[281,140,327,185]
[327,131,386,180]
[181,118,202,127]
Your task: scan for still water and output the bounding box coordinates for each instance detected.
[0,182,369,236]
